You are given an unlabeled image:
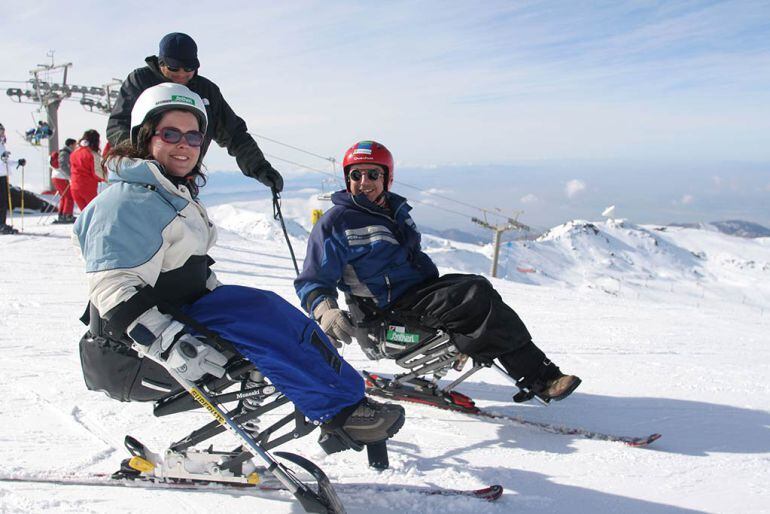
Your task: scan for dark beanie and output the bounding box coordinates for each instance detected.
[159,32,200,69]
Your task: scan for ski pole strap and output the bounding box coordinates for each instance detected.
[272,189,300,276]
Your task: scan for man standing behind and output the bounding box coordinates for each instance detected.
[106,32,283,192]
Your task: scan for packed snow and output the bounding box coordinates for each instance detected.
[0,195,768,513]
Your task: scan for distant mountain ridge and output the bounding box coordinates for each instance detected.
[204,201,769,308]
[669,220,770,238]
[420,226,487,245]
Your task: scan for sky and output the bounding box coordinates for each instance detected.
[1,0,769,230]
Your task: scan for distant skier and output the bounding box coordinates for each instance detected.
[35,121,53,144]
[74,84,404,446]
[107,32,283,193]
[1,125,15,234]
[24,121,52,145]
[51,138,77,223]
[69,130,105,211]
[295,141,581,404]
[24,128,36,144]
[0,150,26,235]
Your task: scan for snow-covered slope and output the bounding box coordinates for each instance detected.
[430,217,770,310]
[0,206,768,513]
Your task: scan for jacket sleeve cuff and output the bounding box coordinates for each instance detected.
[126,308,174,342]
[306,288,337,314]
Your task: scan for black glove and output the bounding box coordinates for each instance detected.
[257,167,283,193]
[17,158,26,167]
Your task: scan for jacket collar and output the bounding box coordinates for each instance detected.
[331,190,411,220]
[108,157,196,201]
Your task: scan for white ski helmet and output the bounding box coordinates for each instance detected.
[130,83,208,143]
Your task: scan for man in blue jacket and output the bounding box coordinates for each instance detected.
[295,141,581,404]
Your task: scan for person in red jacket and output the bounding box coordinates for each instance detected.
[70,130,105,211]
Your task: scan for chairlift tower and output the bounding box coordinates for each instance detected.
[5,51,120,187]
[29,52,72,177]
[472,210,530,278]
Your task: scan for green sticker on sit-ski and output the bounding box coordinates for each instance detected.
[386,325,420,344]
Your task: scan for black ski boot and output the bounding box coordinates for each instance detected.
[321,397,405,448]
[498,341,581,403]
[52,214,76,224]
[514,369,582,403]
[0,224,19,235]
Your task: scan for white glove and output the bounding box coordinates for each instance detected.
[312,298,355,348]
[166,334,228,381]
[137,321,228,381]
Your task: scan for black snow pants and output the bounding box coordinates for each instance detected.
[0,176,8,226]
[390,273,533,361]
[390,273,556,383]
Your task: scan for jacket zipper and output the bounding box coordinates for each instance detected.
[350,195,404,222]
[385,275,392,304]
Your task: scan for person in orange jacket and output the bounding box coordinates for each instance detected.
[70,130,105,211]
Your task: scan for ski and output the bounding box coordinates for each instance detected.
[4,231,56,237]
[0,473,503,502]
[466,408,661,447]
[364,371,661,447]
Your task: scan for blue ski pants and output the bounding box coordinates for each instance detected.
[183,285,364,423]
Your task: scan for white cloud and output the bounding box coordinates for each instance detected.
[520,193,539,204]
[565,179,586,198]
[681,194,695,204]
[422,188,452,196]
[417,198,442,207]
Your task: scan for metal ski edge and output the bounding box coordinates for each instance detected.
[364,375,661,447]
[0,473,503,502]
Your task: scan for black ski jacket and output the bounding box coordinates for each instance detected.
[106,56,277,183]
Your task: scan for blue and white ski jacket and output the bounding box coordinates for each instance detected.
[295,190,439,312]
[74,161,365,421]
[73,158,218,339]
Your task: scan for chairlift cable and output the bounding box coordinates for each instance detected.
[264,153,480,221]
[264,153,339,179]
[251,133,336,164]
[257,134,515,221]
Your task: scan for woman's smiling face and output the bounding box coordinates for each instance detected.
[149,110,201,177]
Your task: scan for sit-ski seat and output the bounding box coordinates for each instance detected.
[344,294,496,413]
[77,303,373,484]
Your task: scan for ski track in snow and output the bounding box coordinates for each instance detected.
[0,209,768,513]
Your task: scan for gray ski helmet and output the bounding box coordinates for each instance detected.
[130,83,208,143]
